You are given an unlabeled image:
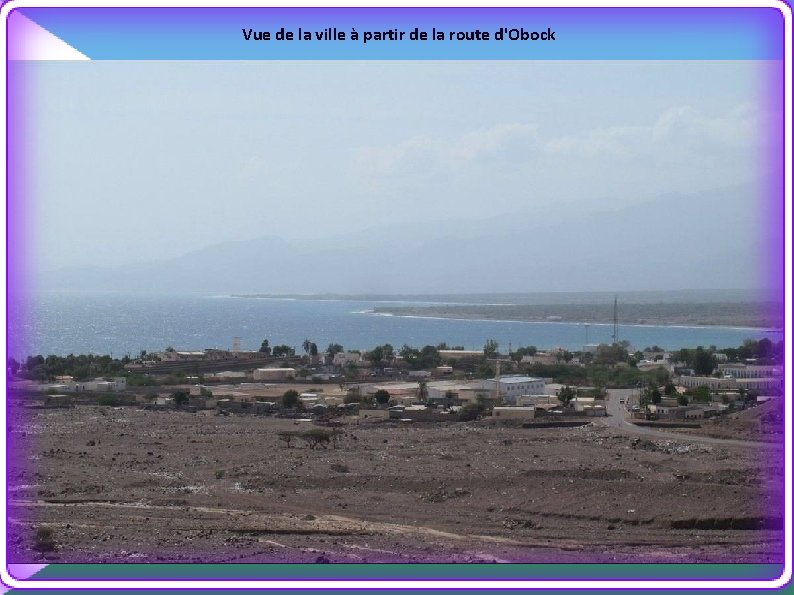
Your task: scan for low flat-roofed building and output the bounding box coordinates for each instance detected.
[718,363,782,378]
[570,396,596,412]
[677,376,737,391]
[333,352,363,367]
[484,376,545,403]
[426,381,489,406]
[736,377,783,392]
[516,394,559,408]
[408,370,432,379]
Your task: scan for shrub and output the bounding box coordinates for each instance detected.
[277,431,299,448]
[282,390,300,408]
[33,526,56,553]
[301,428,332,450]
[458,403,483,422]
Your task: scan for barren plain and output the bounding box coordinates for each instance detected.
[7,404,784,564]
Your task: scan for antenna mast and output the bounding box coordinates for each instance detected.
[612,296,619,345]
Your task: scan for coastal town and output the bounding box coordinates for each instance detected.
[6,335,784,564]
[10,336,783,426]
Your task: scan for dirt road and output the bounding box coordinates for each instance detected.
[600,390,778,449]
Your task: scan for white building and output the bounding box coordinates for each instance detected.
[718,363,783,378]
[676,376,737,391]
[484,376,545,404]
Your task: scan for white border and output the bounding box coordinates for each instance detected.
[0,0,790,589]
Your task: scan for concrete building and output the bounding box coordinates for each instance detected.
[156,350,206,362]
[676,376,737,391]
[484,376,545,404]
[333,352,363,367]
[426,381,490,406]
[206,371,247,382]
[516,394,559,408]
[677,374,782,393]
[718,363,783,378]
[520,352,559,366]
[736,377,783,392]
[408,370,431,379]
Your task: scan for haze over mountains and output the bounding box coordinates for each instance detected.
[40,182,780,295]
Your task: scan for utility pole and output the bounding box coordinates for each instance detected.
[495,358,501,402]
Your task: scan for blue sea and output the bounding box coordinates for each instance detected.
[9,292,781,359]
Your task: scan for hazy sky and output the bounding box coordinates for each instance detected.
[21,60,779,271]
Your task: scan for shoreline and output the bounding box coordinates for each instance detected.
[360,310,781,333]
[364,310,783,333]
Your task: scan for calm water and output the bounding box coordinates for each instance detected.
[10,292,781,358]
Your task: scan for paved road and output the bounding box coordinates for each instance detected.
[598,388,777,449]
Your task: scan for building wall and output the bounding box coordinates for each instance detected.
[253,368,296,381]
[492,407,535,420]
[719,364,783,379]
[677,376,737,390]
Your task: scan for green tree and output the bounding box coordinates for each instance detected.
[677,394,689,406]
[558,385,576,408]
[259,339,271,355]
[692,347,716,375]
[366,344,395,367]
[594,343,628,365]
[483,339,499,358]
[691,385,711,403]
[171,390,190,408]
[373,389,391,406]
[474,361,494,379]
[458,402,484,422]
[7,357,19,377]
[272,345,295,358]
[326,343,344,361]
[282,389,300,408]
[344,362,359,379]
[650,387,662,404]
[343,388,373,405]
[301,428,332,450]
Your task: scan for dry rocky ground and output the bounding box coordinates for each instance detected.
[666,400,784,443]
[6,404,784,564]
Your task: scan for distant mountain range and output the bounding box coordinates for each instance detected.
[40,182,781,295]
